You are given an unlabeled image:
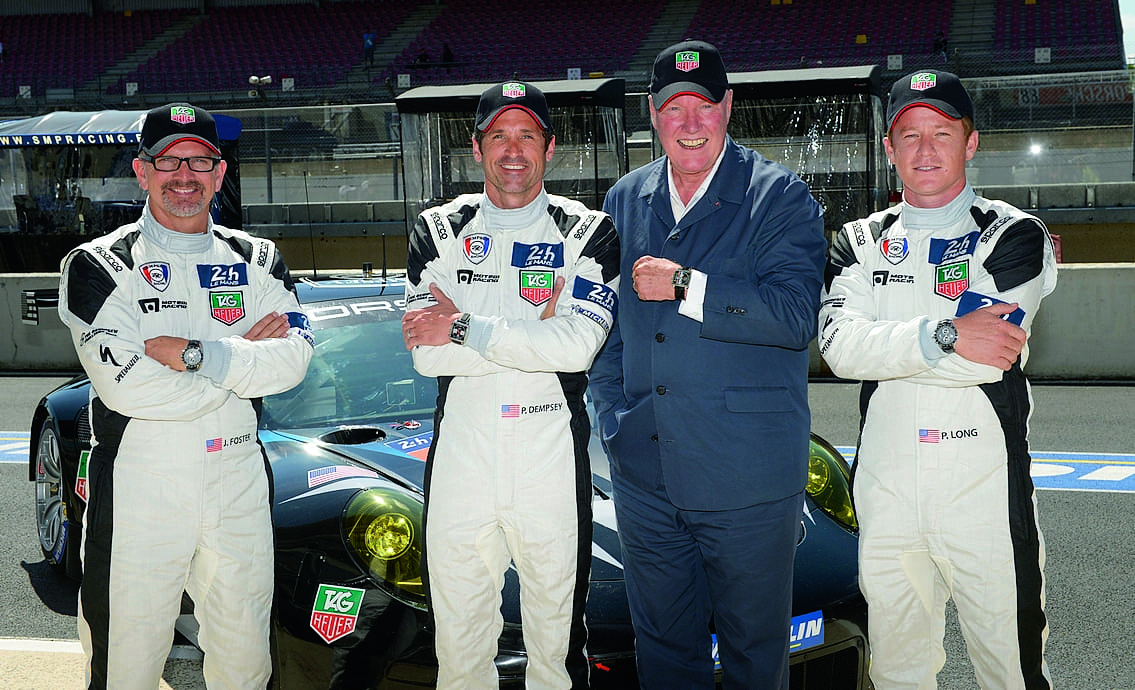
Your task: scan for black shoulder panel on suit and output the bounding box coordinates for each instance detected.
[447,202,480,238]
[983,218,1046,292]
[406,214,441,286]
[65,251,118,326]
[824,228,858,292]
[108,230,141,271]
[579,216,621,284]
[547,204,582,239]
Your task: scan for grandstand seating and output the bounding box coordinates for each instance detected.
[0,0,1125,106]
[388,0,663,85]
[0,10,180,98]
[686,0,952,72]
[109,1,413,96]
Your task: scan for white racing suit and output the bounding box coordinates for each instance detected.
[406,190,620,690]
[819,187,1057,690]
[58,204,314,690]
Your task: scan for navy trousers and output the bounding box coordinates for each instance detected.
[611,472,802,690]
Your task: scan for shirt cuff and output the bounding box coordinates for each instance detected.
[677,269,707,323]
[196,339,231,383]
[919,317,949,364]
[464,313,493,354]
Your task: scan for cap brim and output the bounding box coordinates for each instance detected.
[652,83,725,109]
[888,101,964,130]
[476,105,550,132]
[142,134,222,157]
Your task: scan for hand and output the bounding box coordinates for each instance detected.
[632,256,683,301]
[144,336,190,371]
[953,303,1027,371]
[540,276,566,320]
[243,312,289,341]
[402,283,462,350]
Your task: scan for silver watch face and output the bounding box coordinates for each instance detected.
[182,344,203,367]
[935,321,958,348]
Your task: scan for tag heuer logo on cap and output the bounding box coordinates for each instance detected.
[170,105,195,124]
[502,82,525,98]
[675,51,700,72]
[910,73,937,91]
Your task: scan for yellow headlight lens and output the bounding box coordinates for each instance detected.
[343,488,425,607]
[806,434,858,532]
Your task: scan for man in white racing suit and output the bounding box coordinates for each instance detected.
[57,103,313,690]
[401,81,619,690]
[819,71,1058,689]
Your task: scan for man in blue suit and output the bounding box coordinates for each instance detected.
[589,40,827,689]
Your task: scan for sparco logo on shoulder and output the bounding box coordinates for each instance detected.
[93,246,124,272]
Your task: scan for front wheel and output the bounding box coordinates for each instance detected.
[34,420,70,572]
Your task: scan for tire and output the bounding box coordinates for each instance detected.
[33,419,70,572]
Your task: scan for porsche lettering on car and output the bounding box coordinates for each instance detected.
[29,274,870,689]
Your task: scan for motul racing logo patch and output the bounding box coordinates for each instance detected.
[310,584,365,643]
[675,51,700,72]
[170,105,195,124]
[210,291,245,325]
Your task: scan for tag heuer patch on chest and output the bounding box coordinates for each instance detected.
[519,269,554,306]
[210,291,245,325]
[934,260,969,300]
[309,584,365,643]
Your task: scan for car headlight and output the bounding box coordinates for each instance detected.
[806,434,858,533]
[342,488,426,610]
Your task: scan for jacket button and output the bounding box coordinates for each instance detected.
[655,332,665,342]
[656,385,667,395]
[651,434,659,442]
[726,306,734,313]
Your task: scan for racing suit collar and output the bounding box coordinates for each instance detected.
[902,185,976,231]
[138,201,215,254]
[480,187,549,230]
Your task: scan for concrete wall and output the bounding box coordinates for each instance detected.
[3,265,1134,379]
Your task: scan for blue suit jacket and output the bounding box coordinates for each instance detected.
[590,137,827,510]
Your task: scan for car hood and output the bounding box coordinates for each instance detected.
[262,419,628,584]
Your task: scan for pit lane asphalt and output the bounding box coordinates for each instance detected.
[2,374,1133,689]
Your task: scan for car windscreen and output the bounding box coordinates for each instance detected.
[261,294,436,429]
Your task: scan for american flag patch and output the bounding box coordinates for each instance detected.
[501,404,520,418]
[919,429,940,444]
[206,438,223,452]
[307,465,378,488]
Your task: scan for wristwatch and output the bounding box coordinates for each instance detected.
[181,339,204,371]
[449,313,472,346]
[672,267,692,301]
[933,319,958,354]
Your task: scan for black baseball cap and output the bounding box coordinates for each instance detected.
[886,71,975,131]
[650,40,729,108]
[475,81,552,133]
[139,102,222,157]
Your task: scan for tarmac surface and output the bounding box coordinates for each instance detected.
[3,374,1133,689]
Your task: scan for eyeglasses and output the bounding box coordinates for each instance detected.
[141,155,222,173]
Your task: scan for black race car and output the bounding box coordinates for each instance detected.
[29,274,870,689]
